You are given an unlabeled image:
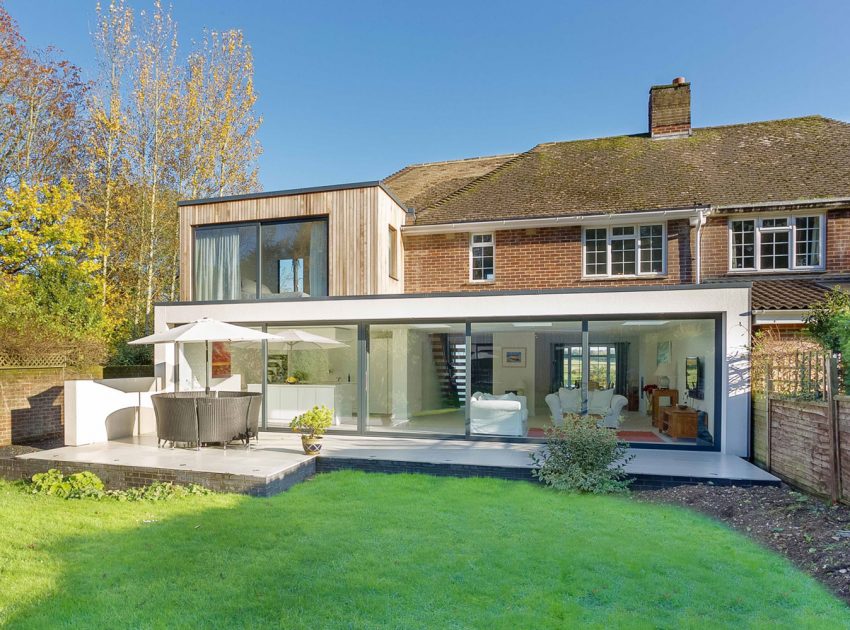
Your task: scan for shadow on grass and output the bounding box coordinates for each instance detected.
[3,471,848,628]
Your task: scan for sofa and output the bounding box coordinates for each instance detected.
[544,387,627,429]
[470,391,529,437]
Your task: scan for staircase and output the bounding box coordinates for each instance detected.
[429,334,467,406]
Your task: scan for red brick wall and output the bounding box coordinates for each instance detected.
[404,219,694,294]
[826,209,850,272]
[0,368,66,446]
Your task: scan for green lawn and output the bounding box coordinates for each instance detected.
[0,472,847,628]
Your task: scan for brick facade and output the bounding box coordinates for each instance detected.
[0,368,65,446]
[403,209,850,295]
[404,219,694,294]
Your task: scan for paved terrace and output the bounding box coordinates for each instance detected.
[3,433,779,496]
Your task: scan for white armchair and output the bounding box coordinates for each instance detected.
[470,392,528,437]
[544,388,627,429]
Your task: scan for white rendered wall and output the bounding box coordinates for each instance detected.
[156,286,751,455]
[65,377,158,446]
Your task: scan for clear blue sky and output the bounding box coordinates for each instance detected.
[6,0,850,191]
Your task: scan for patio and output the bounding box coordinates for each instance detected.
[6,432,779,496]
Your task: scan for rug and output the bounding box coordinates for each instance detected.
[526,428,664,443]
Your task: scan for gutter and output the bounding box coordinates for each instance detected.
[752,309,810,325]
[402,205,710,235]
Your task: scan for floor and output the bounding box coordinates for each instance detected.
[16,432,778,490]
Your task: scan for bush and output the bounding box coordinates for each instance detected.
[290,405,333,438]
[27,469,211,501]
[531,414,633,494]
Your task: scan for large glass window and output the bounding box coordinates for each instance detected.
[471,321,582,437]
[368,323,466,435]
[262,219,328,298]
[583,224,665,277]
[193,218,328,301]
[194,224,258,300]
[589,318,716,447]
[265,325,357,431]
[729,215,823,271]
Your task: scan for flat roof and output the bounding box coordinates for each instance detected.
[178,181,410,212]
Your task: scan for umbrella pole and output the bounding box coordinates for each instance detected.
[205,340,211,395]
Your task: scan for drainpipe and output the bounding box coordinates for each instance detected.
[690,207,710,285]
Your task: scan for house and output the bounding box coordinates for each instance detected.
[153,77,850,457]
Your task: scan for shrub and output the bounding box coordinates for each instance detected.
[290,405,333,438]
[27,469,211,501]
[531,414,633,494]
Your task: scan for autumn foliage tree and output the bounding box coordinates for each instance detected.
[0,0,263,365]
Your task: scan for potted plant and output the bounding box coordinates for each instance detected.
[290,405,333,454]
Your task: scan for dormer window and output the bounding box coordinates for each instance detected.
[729,214,823,272]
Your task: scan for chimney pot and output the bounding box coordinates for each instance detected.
[672,76,686,85]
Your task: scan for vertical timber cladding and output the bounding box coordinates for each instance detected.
[178,185,407,301]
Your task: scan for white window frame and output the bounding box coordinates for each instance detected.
[727,213,825,273]
[581,223,667,279]
[469,232,495,283]
[388,224,399,279]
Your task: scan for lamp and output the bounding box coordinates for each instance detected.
[654,361,676,390]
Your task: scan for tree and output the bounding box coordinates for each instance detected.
[127,0,179,333]
[86,0,133,308]
[0,180,107,365]
[0,4,87,188]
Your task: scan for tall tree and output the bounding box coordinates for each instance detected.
[87,0,133,307]
[127,0,178,333]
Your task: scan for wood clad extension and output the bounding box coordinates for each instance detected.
[178,184,407,301]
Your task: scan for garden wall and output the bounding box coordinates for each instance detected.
[0,366,101,447]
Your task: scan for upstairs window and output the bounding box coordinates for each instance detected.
[583,224,665,278]
[470,233,495,282]
[194,217,328,301]
[729,215,823,272]
[388,225,399,279]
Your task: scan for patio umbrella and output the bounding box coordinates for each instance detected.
[129,317,286,394]
[270,329,347,379]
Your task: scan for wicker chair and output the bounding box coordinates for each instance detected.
[217,391,262,444]
[196,396,250,449]
[152,394,200,448]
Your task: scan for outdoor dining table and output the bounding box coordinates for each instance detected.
[151,391,261,449]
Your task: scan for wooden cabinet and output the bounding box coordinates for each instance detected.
[660,407,698,439]
[651,389,678,428]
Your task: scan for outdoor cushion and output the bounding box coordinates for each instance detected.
[588,388,615,414]
[558,387,582,414]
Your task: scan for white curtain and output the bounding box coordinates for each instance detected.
[195,228,240,300]
[309,221,328,296]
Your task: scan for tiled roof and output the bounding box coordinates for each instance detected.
[382,153,518,211]
[408,116,850,225]
[751,279,831,310]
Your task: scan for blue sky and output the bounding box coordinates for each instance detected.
[6,0,850,190]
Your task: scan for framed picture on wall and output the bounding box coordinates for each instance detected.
[656,340,671,365]
[211,342,231,378]
[502,348,526,368]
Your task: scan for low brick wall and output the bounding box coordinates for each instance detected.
[0,367,101,447]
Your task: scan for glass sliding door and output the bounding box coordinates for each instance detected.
[265,325,358,431]
[470,321,582,437]
[367,323,466,435]
[588,318,716,446]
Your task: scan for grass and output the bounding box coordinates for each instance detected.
[0,472,847,628]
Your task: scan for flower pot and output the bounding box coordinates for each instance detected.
[301,435,323,455]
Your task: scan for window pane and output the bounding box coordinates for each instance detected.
[760,229,790,270]
[611,238,636,275]
[584,228,607,275]
[471,234,495,281]
[639,225,663,273]
[261,219,328,297]
[194,224,258,300]
[612,226,634,237]
[731,220,755,269]
[795,216,821,267]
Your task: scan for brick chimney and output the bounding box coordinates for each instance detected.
[649,77,691,138]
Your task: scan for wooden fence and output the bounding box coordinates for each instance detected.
[753,352,850,502]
